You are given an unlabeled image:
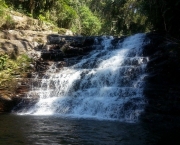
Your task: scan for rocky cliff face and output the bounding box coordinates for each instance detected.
[138,32,180,144]
[141,32,180,123]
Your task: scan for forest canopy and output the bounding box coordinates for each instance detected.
[0,0,180,38]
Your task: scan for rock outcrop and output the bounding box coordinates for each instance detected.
[141,32,180,123]
[0,29,102,113]
[0,30,57,55]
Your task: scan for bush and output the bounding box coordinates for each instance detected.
[79,6,101,35]
[0,0,6,27]
[0,54,8,71]
[0,54,33,91]
[52,0,78,29]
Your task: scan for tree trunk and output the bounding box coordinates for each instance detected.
[29,0,35,16]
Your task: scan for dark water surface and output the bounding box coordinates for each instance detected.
[0,114,152,145]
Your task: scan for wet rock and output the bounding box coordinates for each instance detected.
[82,37,95,46]
[41,50,64,61]
[12,97,39,113]
[111,36,127,46]
[0,97,22,113]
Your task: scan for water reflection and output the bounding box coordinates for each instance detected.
[0,114,151,145]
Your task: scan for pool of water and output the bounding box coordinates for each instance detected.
[1,114,180,145]
[0,114,152,145]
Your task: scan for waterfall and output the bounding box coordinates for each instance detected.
[17,33,149,122]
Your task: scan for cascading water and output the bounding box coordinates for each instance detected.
[16,33,149,122]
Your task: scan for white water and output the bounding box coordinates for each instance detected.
[18,33,149,122]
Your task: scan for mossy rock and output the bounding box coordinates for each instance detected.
[58,28,67,34]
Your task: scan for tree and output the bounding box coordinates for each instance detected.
[79,6,101,35]
[87,0,149,35]
[140,0,180,38]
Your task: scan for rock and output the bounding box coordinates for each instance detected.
[0,79,30,113]
[0,39,34,55]
[41,51,64,61]
[0,97,22,113]
[83,37,95,46]
[6,10,57,31]
[65,30,73,36]
[0,29,60,55]
[141,32,180,123]
[47,35,62,44]
[111,36,127,46]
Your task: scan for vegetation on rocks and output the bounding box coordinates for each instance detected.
[1,0,180,38]
[0,54,33,99]
[0,0,180,116]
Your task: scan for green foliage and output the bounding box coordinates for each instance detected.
[0,0,8,8]
[90,0,151,35]
[0,54,32,74]
[38,14,46,21]
[56,1,78,28]
[0,12,16,29]
[0,3,4,16]
[0,54,8,71]
[79,6,101,35]
[0,54,33,90]
[58,28,67,34]
[4,0,178,37]
[0,0,7,26]
[3,0,102,35]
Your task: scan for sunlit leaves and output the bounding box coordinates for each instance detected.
[79,6,101,35]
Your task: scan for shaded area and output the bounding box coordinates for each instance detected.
[42,34,101,61]
[0,97,22,113]
[0,114,152,145]
[140,32,180,144]
[142,32,180,118]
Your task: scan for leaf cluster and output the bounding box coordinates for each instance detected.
[2,0,179,37]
